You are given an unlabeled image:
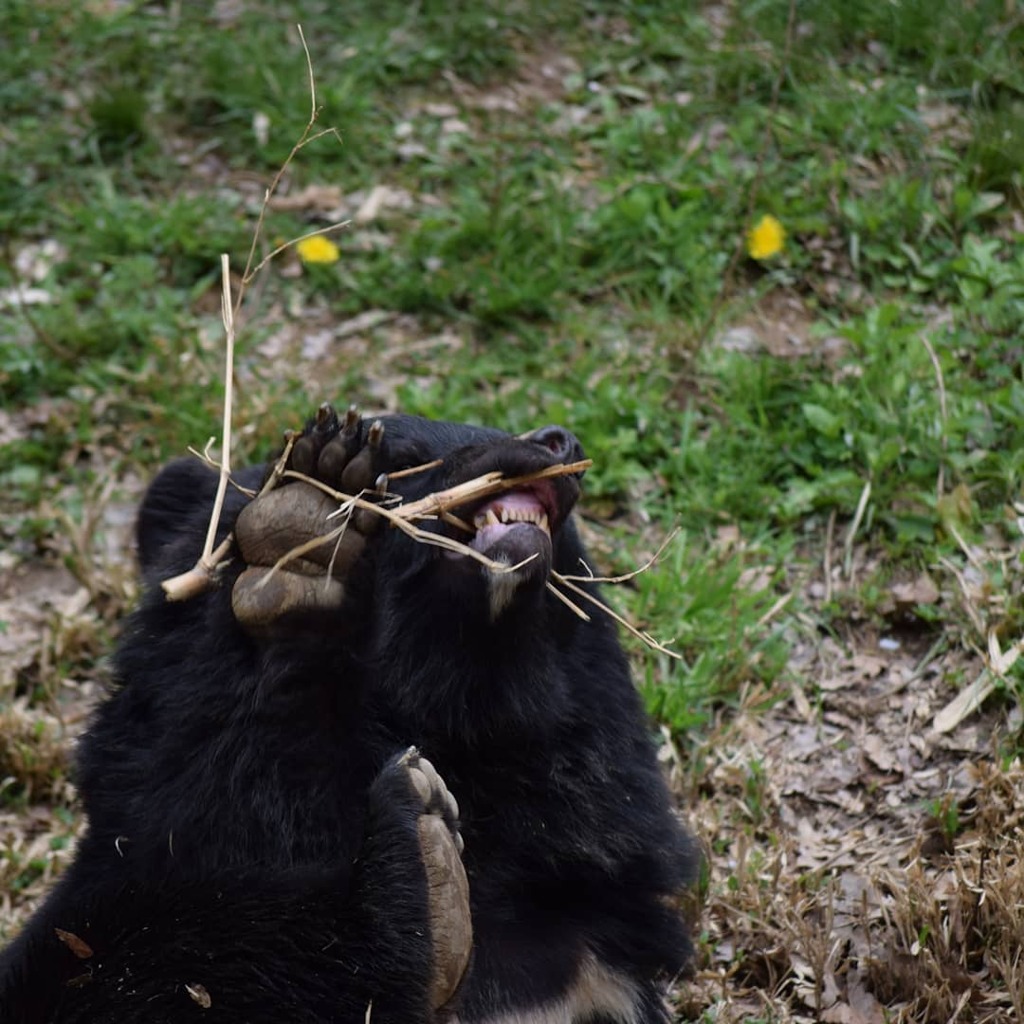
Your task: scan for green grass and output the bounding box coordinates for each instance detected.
[3,0,1024,742]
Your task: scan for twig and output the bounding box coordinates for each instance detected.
[560,528,679,584]
[162,257,238,601]
[393,459,591,522]
[550,573,681,659]
[756,591,793,628]
[187,445,258,498]
[163,33,344,601]
[236,29,343,298]
[545,581,592,621]
[259,432,299,496]
[387,459,443,481]
[201,254,236,567]
[246,217,350,281]
[298,23,316,123]
[244,463,683,660]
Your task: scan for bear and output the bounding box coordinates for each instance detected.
[0,406,698,1023]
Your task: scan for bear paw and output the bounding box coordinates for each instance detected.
[231,404,388,633]
[396,748,472,1011]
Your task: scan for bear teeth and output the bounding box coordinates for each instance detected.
[473,506,550,536]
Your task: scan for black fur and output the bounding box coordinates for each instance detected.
[0,415,697,1023]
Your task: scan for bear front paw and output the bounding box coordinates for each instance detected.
[231,404,388,633]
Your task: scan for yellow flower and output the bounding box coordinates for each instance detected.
[296,235,340,265]
[746,214,785,261]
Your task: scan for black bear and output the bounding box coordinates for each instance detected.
[0,408,697,1023]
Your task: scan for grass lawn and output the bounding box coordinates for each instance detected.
[2,1,1024,1020]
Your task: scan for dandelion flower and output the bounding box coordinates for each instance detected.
[746,215,785,261]
[296,235,340,265]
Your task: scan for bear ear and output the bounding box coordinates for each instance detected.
[136,458,220,573]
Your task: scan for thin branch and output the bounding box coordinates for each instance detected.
[394,459,591,522]
[187,446,258,498]
[164,34,342,601]
[236,39,343,300]
[561,528,680,584]
[199,254,237,568]
[297,24,316,123]
[257,520,351,588]
[550,573,681,659]
[545,580,592,622]
[246,217,350,281]
[387,458,444,481]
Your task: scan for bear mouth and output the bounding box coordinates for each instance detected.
[468,488,552,557]
[444,481,560,577]
[410,437,581,618]
[439,454,578,584]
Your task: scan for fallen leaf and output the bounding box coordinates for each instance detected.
[268,184,344,213]
[890,574,940,607]
[353,185,416,224]
[861,734,900,774]
[54,928,94,959]
[186,983,212,1009]
[933,670,997,733]
[424,102,459,118]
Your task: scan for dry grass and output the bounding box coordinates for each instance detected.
[662,572,1024,1024]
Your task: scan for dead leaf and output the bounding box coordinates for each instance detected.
[933,670,997,733]
[822,1000,884,1024]
[54,928,94,959]
[850,653,887,677]
[713,524,740,550]
[861,734,900,774]
[186,983,212,1009]
[424,102,459,118]
[353,186,416,224]
[819,675,852,692]
[334,309,398,339]
[268,184,344,213]
[441,117,470,135]
[847,966,888,1024]
[890,574,940,607]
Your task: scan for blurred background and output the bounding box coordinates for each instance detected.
[3,2,1024,1020]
